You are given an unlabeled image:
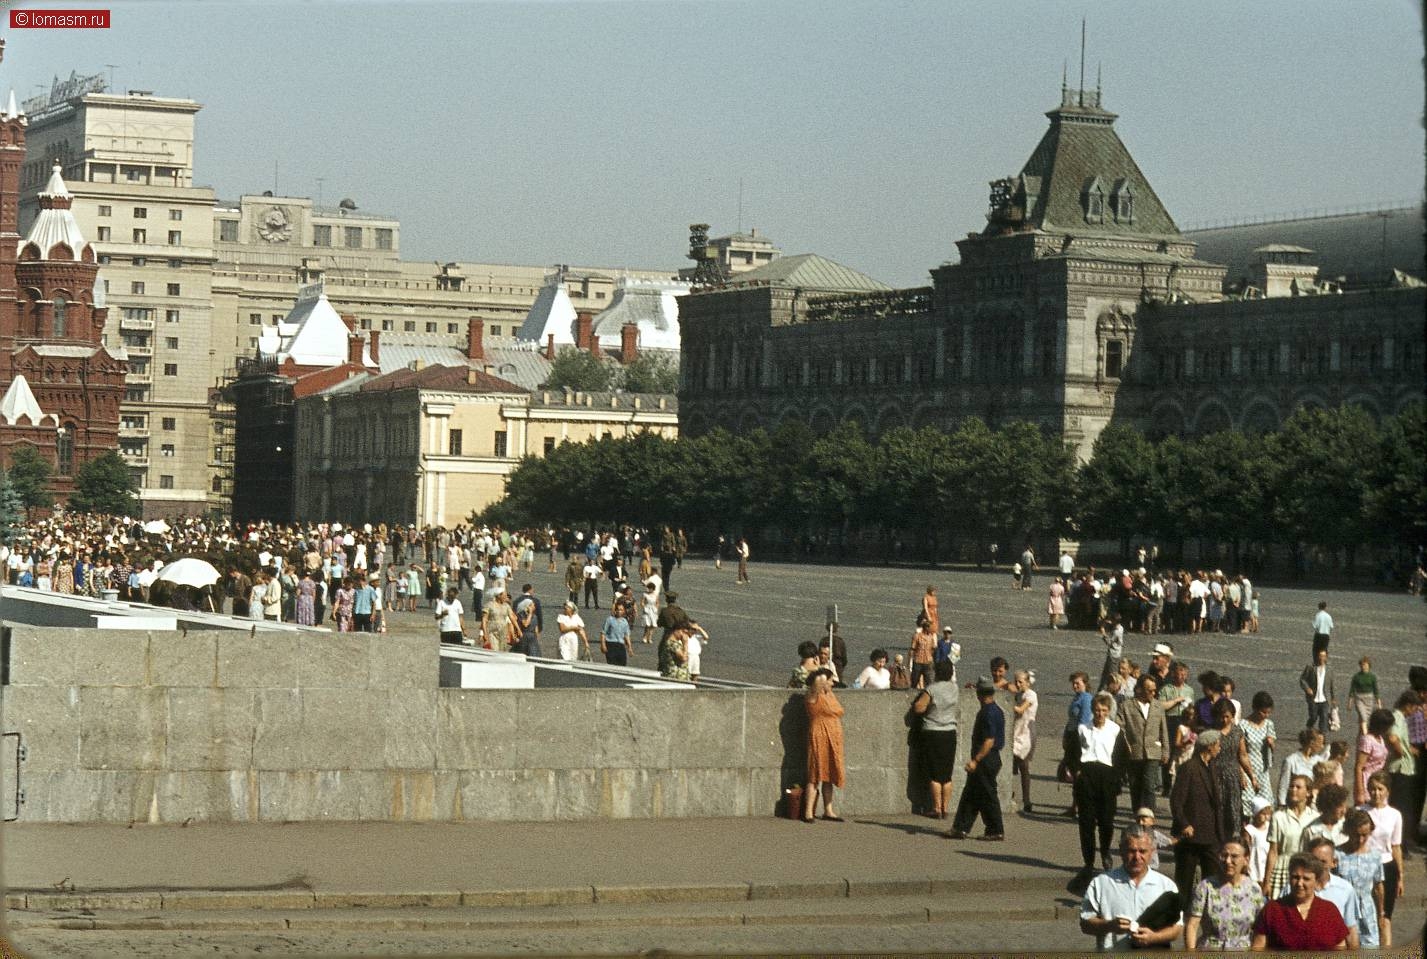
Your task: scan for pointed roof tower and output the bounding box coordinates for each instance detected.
[0,374,51,426]
[19,163,89,259]
[516,271,579,345]
[984,84,1180,240]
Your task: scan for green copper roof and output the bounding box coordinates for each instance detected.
[726,252,889,292]
[1011,93,1180,239]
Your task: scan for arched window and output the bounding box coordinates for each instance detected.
[57,424,75,476]
[53,295,68,337]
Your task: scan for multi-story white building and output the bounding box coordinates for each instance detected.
[22,84,678,517]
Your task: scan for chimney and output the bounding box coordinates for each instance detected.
[545,333,555,361]
[575,310,594,351]
[466,367,479,385]
[368,330,381,365]
[620,321,638,365]
[466,316,485,361]
[340,312,357,332]
[346,333,363,365]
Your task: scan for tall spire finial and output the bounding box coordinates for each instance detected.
[1061,60,1068,99]
[1078,18,1086,107]
[1096,61,1102,104]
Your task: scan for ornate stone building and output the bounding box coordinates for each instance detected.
[677,86,1424,458]
[0,79,126,502]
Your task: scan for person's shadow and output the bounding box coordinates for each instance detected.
[777,694,809,816]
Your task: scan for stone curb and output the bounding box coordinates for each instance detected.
[6,901,1075,933]
[7,875,1069,914]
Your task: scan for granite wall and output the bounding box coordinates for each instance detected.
[0,626,1006,823]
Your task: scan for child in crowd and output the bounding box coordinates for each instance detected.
[889,654,912,690]
[1249,590,1261,633]
[1244,797,1273,886]
[1134,807,1174,870]
[1011,561,1022,590]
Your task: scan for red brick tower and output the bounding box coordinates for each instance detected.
[0,77,126,501]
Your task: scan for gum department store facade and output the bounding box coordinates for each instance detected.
[676,86,1425,459]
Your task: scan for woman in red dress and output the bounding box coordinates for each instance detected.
[802,668,846,823]
[1251,852,1349,951]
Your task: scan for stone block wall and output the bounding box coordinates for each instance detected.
[0,626,1003,824]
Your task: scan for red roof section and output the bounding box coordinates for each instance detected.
[357,363,524,394]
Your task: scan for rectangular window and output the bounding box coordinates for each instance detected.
[1105,340,1124,379]
[133,256,147,267]
[448,429,463,456]
[493,431,508,457]
[447,323,458,334]
[97,226,111,241]
[98,255,112,265]
[168,258,183,268]
[130,281,146,294]
[163,363,178,376]
[166,283,180,296]
[380,319,393,331]
[272,314,283,323]
[249,313,262,325]
[313,224,331,246]
[543,437,556,454]
[165,309,180,324]
[403,321,415,332]
[167,231,181,245]
[490,325,502,337]
[344,227,362,248]
[164,337,179,349]
[375,228,393,250]
[169,209,183,221]
[126,168,146,183]
[159,475,174,489]
[98,205,112,217]
[161,444,175,457]
[132,228,147,243]
[219,220,239,242]
[426,322,437,333]
[133,207,147,219]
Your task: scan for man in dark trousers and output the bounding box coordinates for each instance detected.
[1118,674,1170,815]
[948,676,1005,841]
[1170,728,1223,909]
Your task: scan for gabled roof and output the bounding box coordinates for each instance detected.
[357,363,524,395]
[377,343,552,391]
[0,375,53,426]
[723,253,888,292]
[516,275,578,344]
[591,278,687,351]
[1005,92,1180,239]
[257,290,374,368]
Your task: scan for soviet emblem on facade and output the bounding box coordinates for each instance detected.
[258,206,291,243]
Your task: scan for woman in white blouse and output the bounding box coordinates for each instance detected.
[853,649,892,690]
[1075,691,1127,877]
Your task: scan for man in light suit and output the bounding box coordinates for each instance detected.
[1118,674,1170,814]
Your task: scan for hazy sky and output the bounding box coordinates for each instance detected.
[6,0,1423,286]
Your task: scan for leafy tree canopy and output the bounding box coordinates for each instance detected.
[67,450,140,516]
[542,347,616,392]
[8,445,54,512]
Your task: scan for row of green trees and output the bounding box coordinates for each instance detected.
[0,448,140,527]
[541,347,679,394]
[482,404,1423,565]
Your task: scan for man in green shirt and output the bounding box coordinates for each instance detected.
[1158,659,1194,796]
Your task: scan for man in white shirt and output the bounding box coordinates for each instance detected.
[435,587,466,644]
[1311,601,1333,657]
[1080,825,1182,950]
[1305,837,1362,950]
[1060,551,1075,580]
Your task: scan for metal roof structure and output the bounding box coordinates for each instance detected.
[20,164,88,259]
[722,252,888,292]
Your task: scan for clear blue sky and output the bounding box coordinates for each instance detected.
[6,0,1423,287]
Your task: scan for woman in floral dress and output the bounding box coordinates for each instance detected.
[52,553,75,594]
[1185,839,1266,950]
[1239,691,1277,817]
[295,572,316,627]
[1335,807,1384,948]
[332,577,355,633]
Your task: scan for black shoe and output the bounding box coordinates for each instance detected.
[946,829,969,840]
[979,833,1005,842]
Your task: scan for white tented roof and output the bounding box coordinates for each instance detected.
[0,374,53,426]
[515,274,578,345]
[591,277,687,352]
[19,164,88,261]
[257,287,373,367]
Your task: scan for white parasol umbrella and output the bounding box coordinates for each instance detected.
[155,557,221,588]
[143,519,171,534]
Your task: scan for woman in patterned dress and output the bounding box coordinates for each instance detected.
[52,553,75,594]
[1208,698,1251,845]
[1239,691,1277,817]
[1185,839,1266,950]
[332,577,355,633]
[1335,807,1384,948]
[295,572,316,627]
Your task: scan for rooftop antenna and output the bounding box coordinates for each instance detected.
[1061,60,1067,100]
[1096,61,1102,103]
[1078,18,1086,106]
[104,64,118,93]
[737,178,744,233]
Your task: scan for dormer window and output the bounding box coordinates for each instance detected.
[1083,177,1105,223]
[1112,179,1135,223]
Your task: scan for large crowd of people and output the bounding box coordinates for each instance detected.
[3,513,1422,950]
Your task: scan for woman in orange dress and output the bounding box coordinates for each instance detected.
[802,668,846,822]
[922,585,940,635]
